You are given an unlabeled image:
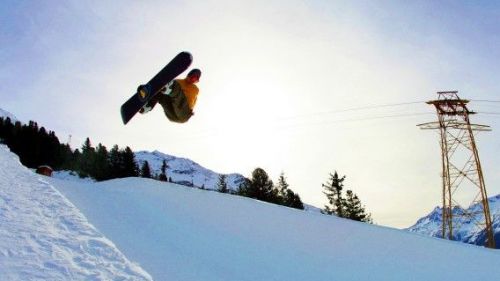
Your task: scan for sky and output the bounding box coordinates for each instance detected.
[2,0,500,228]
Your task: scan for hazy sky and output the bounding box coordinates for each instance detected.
[2,0,500,228]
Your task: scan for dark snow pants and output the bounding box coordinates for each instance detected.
[153,81,193,123]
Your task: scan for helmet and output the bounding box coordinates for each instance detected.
[187,68,201,79]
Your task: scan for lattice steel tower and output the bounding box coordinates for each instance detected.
[418,91,495,248]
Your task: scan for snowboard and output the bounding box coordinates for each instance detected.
[120,51,193,124]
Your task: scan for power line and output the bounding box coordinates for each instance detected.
[477,112,500,115]
[276,112,434,130]
[323,101,427,113]
[169,100,495,143]
[280,101,428,121]
[169,111,434,144]
[471,100,500,103]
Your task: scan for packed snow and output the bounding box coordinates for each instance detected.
[0,145,152,280]
[51,170,96,183]
[2,144,500,280]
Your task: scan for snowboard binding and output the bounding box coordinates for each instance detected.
[137,84,152,102]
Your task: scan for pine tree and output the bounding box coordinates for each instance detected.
[140,161,152,178]
[275,172,304,209]
[284,189,304,210]
[344,190,372,223]
[72,149,82,172]
[16,121,38,167]
[108,145,122,178]
[237,169,304,209]
[46,131,63,169]
[159,160,168,181]
[93,143,110,181]
[238,168,274,201]
[38,127,50,166]
[217,174,229,193]
[322,171,373,223]
[78,137,96,178]
[322,171,346,217]
[276,172,289,202]
[59,143,75,171]
[122,146,138,177]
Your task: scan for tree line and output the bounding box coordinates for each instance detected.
[0,118,69,169]
[0,117,139,180]
[217,168,372,222]
[0,116,372,222]
[322,171,372,223]
[216,168,305,210]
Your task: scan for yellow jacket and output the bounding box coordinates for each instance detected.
[176,78,199,110]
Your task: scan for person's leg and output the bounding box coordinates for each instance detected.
[156,94,179,122]
[156,81,193,123]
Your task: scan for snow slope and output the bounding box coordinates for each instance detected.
[50,173,500,278]
[0,145,152,280]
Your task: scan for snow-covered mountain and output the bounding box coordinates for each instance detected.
[135,150,247,191]
[2,144,500,280]
[0,108,19,123]
[135,150,321,211]
[407,195,500,248]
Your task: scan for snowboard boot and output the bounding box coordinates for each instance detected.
[139,93,160,114]
[139,80,175,114]
[161,81,175,96]
[139,104,153,114]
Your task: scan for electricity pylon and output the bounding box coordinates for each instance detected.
[418,91,496,248]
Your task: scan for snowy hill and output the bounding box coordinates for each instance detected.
[0,145,151,280]
[135,150,247,190]
[407,195,500,248]
[2,146,499,280]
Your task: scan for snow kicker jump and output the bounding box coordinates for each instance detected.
[120,52,193,125]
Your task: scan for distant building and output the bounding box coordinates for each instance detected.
[36,165,53,177]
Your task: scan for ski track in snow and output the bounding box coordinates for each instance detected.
[0,145,152,281]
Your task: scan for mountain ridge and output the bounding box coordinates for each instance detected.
[134,150,247,191]
[407,194,500,248]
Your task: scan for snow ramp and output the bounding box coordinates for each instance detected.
[0,145,152,280]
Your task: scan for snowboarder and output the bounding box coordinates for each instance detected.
[140,68,201,123]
